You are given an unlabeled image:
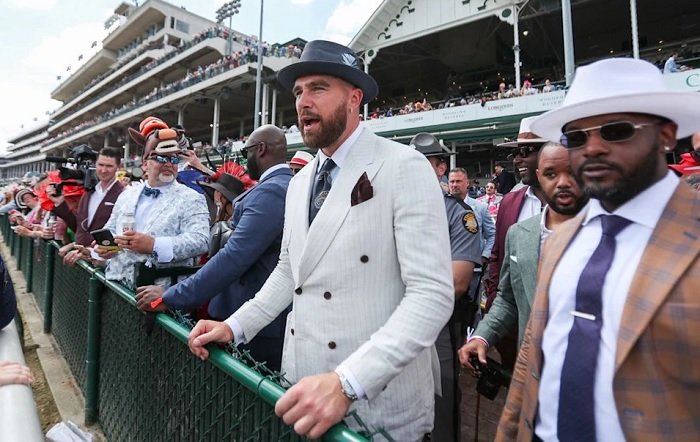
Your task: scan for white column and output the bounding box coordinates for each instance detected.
[561,0,576,86]
[212,96,221,147]
[261,83,270,125]
[450,142,457,170]
[629,0,640,59]
[177,107,184,126]
[513,5,521,90]
[239,119,245,138]
[123,130,131,161]
[363,62,370,120]
[271,88,278,126]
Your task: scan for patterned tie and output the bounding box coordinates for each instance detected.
[308,158,336,224]
[142,187,161,198]
[558,214,632,441]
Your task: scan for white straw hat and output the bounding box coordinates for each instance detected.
[531,58,700,141]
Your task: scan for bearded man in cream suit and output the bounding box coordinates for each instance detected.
[188,40,454,441]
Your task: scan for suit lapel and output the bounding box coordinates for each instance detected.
[514,216,542,304]
[297,130,381,284]
[615,183,700,368]
[142,183,180,232]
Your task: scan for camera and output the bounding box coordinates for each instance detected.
[469,355,512,400]
[46,144,99,192]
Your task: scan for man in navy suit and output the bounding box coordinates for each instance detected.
[135,125,293,371]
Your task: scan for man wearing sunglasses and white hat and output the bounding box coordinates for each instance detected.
[498,58,700,442]
[95,127,209,288]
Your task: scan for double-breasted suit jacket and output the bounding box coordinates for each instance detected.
[497,182,700,441]
[231,128,455,440]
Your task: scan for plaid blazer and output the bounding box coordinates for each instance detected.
[497,182,700,441]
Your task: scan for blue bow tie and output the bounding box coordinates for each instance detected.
[142,187,161,198]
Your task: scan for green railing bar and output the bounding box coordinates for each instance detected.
[43,241,55,333]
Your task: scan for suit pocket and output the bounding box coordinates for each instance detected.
[651,302,700,386]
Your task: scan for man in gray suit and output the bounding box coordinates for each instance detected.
[458,143,588,368]
[188,40,453,441]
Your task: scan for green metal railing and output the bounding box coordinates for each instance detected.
[0,215,369,441]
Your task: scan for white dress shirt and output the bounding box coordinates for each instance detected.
[87,179,117,225]
[136,182,177,263]
[535,172,679,441]
[517,186,544,222]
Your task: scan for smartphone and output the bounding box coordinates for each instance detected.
[90,228,120,251]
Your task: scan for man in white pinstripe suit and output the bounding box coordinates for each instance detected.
[188,40,454,441]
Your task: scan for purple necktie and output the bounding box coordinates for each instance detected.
[558,215,632,441]
[309,159,336,224]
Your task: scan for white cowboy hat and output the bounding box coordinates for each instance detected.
[531,57,700,141]
[497,116,549,147]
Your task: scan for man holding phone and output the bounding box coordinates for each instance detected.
[51,147,125,266]
[95,129,209,288]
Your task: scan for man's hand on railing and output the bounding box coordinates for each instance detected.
[0,361,34,386]
[114,230,154,255]
[187,320,234,361]
[40,225,54,240]
[135,285,167,312]
[275,372,352,440]
[12,225,34,238]
[62,245,90,267]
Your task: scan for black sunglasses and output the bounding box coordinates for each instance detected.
[506,144,540,160]
[240,141,265,157]
[560,121,659,149]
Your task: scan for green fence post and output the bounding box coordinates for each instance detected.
[8,230,14,256]
[25,240,34,292]
[16,235,23,271]
[85,276,102,425]
[43,242,55,333]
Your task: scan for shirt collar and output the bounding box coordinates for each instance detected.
[582,171,679,229]
[96,178,117,194]
[316,125,364,172]
[525,185,540,201]
[145,180,176,195]
[259,163,289,182]
[540,205,553,235]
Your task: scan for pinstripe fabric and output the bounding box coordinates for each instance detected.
[232,129,455,441]
[497,182,700,442]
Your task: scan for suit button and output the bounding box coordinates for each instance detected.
[295,287,302,295]
[290,328,294,335]
[328,341,336,349]
[323,291,331,300]
[360,255,369,263]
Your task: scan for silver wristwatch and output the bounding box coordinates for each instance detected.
[337,371,358,401]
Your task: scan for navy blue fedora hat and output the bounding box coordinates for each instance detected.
[277,40,378,105]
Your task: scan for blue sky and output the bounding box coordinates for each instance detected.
[0,0,382,149]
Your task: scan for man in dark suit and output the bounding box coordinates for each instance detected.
[135,124,292,371]
[486,117,547,369]
[493,162,516,194]
[51,147,124,264]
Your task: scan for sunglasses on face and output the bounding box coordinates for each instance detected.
[150,155,181,164]
[240,141,265,157]
[507,144,540,160]
[560,121,660,149]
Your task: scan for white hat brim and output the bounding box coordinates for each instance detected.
[531,91,700,142]
[497,138,549,148]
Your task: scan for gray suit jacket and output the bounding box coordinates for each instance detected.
[475,213,540,347]
[231,128,454,441]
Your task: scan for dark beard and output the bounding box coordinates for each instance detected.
[299,101,347,150]
[574,151,659,207]
[545,190,589,216]
[246,154,261,180]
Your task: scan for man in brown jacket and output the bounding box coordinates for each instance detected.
[498,58,700,441]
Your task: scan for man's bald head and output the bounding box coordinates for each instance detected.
[243,124,288,179]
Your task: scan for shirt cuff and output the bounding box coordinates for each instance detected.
[224,316,247,346]
[469,335,490,349]
[335,364,366,400]
[153,237,174,263]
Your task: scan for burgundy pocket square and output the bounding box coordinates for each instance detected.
[351,172,373,206]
